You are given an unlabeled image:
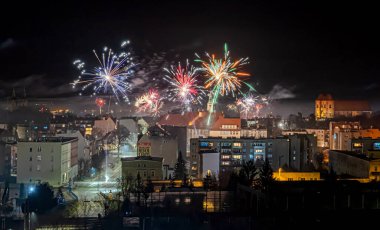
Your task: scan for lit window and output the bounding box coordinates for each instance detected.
[185,197,191,204]
[37,155,42,161]
[37,165,41,171]
[221,161,230,165]
[232,155,242,159]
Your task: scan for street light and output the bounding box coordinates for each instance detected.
[28,186,35,193]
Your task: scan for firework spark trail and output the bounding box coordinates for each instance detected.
[195,43,251,124]
[135,88,164,117]
[72,40,137,102]
[164,61,205,112]
[235,93,269,119]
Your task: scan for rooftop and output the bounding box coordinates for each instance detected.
[19,137,78,143]
[317,93,333,100]
[334,100,371,112]
[121,156,163,162]
[329,150,380,161]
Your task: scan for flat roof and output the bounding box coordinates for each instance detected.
[121,156,163,162]
[329,150,380,161]
[19,137,78,143]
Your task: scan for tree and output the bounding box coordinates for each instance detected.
[0,181,13,216]
[173,151,187,181]
[116,124,130,155]
[204,173,217,190]
[238,160,257,187]
[133,173,144,206]
[78,158,91,179]
[145,177,154,193]
[92,150,105,173]
[27,183,56,214]
[325,165,337,184]
[117,175,134,199]
[169,174,175,188]
[256,158,275,193]
[226,171,239,191]
[203,174,212,190]
[160,183,167,192]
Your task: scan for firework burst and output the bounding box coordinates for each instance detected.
[195,43,252,124]
[164,61,205,111]
[135,88,164,116]
[72,40,137,102]
[236,94,269,119]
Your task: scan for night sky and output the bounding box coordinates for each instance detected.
[1,1,379,104]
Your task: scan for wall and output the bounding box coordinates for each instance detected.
[329,150,369,178]
[201,152,220,178]
[273,171,320,181]
[122,158,163,180]
[17,142,63,186]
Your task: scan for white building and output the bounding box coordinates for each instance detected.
[17,137,78,187]
[329,122,361,150]
[93,117,116,137]
[241,128,268,139]
[305,129,329,148]
[56,130,90,160]
[118,117,139,153]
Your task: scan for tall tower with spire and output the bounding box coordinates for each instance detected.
[8,87,28,111]
[206,92,215,113]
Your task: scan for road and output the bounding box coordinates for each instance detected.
[69,143,136,217]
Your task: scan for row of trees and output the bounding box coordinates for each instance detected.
[171,150,276,192]
[224,159,275,192]
[22,183,60,214]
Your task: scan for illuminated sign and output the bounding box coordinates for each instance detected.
[353,143,363,148]
[374,142,380,150]
[138,142,151,148]
[200,142,209,147]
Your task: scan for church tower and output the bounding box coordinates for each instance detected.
[207,92,215,113]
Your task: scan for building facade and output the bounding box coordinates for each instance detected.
[121,156,163,181]
[329,121,361,150]
[288,134,316,171]
[350,138,380,157]
[329,150,380,181]
[315,94,372,121]
[16,137,78,187]
[190,137,290,179]
[138,131,178,179]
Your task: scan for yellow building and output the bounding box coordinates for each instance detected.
[273,170,320,181]
[121,156,163,180]
[315,94,334,120]
[315,94,372,121]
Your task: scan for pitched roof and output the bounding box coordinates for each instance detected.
[317,94,333,100]
[157,112,201,127]
[211,115,241,130]
[121,156,163,162]
[334,100,371,112]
